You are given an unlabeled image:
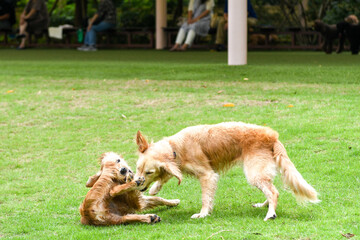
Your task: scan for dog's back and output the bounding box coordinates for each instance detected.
[170,122,279,172]
[79,174,115,225]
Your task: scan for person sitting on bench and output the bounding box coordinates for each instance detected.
[77,0,116,51]
[170,0,215,51]
[0,0,15,31]
[17,0,49,49]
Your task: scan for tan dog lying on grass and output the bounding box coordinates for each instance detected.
[134,122,320,221]
[79,152,180,225]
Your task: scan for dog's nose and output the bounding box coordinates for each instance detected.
[120,168,127,175]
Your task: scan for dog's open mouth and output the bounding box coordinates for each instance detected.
[140,187,148,192]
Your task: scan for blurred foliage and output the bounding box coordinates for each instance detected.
[8,0,360,28]
[253,0,360,29]
[322,0,360,23]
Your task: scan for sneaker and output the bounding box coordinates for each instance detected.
[86,46,97,51]
[77,45,88,51]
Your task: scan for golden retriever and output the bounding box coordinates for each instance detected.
[134,122,320,221]
[79,152,180,225]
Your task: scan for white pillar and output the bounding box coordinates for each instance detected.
[156,0,167,49]
[228,0,247,65]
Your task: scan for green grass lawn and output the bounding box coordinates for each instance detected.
[0,49,359,240]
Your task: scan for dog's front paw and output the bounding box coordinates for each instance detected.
[149,181,162,195]
[135,177,145,187]
[147,214,161,224]
[169,199,180,206]
[109,189,117,197]
[264,210,277,221]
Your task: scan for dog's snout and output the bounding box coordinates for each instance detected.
[120,168,127,175]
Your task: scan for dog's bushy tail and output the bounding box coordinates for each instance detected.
[274,140,320,203]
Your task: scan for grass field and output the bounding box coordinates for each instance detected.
[1,49,359,240]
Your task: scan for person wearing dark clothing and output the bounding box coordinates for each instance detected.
[17,0,49,49]
[0,0,15,30]
[77,0,116,51]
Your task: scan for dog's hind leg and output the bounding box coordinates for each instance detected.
[140,195,180,210]
[243,152,279,221]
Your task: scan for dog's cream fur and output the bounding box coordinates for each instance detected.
[79,152,180,225]
[134,122,320,221]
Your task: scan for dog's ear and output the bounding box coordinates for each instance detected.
[136,130,149,153]
[162,162,182,185]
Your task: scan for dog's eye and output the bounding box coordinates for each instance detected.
[116,159,121,163]
[145,171,154,175]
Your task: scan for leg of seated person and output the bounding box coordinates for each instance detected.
[86,21,115,47]
[247,17,258,28]
[18,21,28,49]
[170,28,186,51]
[215,17,226,46]
[181,29,196,51]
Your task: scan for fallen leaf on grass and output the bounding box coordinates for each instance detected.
[202,85,207,88]
[341,233,355,239]
[121,114,127,119]
[223,103,235,107]
[243,78,249,81]
[6,90,14,93]
[217,90,223,94]
[287,104,294,108]
[145,79,150,83]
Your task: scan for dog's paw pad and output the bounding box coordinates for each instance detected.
[270,214,276,219]
[150,215,161,223]
[264,214,277,221]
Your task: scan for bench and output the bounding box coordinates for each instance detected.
[248,26,322,50]
[94,27,154,48]
[28,29,51,47]
[48,27,154,48]
[0,29,12,44]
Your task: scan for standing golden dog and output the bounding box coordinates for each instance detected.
[79,152,180,225]
[134,122,320,221]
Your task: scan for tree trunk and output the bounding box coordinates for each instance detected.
[49,0,59,17]
[173,0,183,24]
[75,0,87,27]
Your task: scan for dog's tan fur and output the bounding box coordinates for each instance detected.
[79,152,180,225]
[134,122,320,221]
